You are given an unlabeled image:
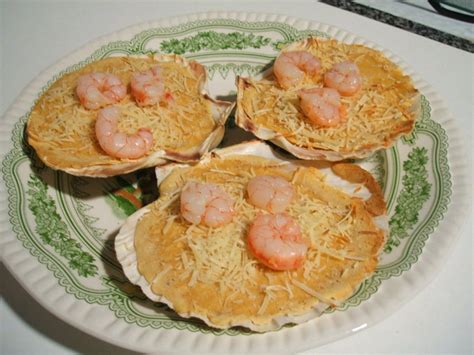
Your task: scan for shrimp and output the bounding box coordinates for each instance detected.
[180,181,235,228]
[76,72,127,110]
[298,87,345,127]
[324,61,362,96]
[130,65,166,106]
[95,106,153,159]
[247,175,294,213]
[273,50,321,89]
[247,213,308,271]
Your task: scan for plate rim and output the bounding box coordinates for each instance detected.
[0,10,471,353]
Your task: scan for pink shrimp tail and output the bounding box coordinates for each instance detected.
[274,50,321,89]
[248,213,307,271]
[76,73,126,110]
[95,106,154,159]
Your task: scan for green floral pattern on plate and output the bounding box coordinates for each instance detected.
[27,174,98,277]
[385,147,431,253]
[160,31,272,54]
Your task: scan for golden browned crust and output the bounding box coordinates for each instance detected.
[235,37,420,161]
[133,154,386,330]
[27,55,234,177]
[331,163,386,216]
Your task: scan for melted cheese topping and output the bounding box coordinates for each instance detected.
[134,156,385,327]
[27,57,215,168]
[239,39,418,153]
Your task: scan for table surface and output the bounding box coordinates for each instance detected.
[1,1,472,354]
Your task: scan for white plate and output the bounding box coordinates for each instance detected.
[0,11,469,353]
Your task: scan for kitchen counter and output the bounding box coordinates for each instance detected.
[325,0,473,50]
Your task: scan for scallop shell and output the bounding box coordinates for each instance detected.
[27,54,234,177]
[235,37,421,161]
[115,141,388,332]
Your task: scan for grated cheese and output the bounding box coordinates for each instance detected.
[291,279,341,306]
[152,265,172,284]
[257,290,273,315]
[162,215,177,235]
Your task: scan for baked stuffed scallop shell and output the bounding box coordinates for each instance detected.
[115,141,388,332]
[236,37,421,161]
[27,54,234,177]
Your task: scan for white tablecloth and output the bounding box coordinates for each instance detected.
[1,1,472,353]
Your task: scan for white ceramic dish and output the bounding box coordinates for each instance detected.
[0,11,468,353]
